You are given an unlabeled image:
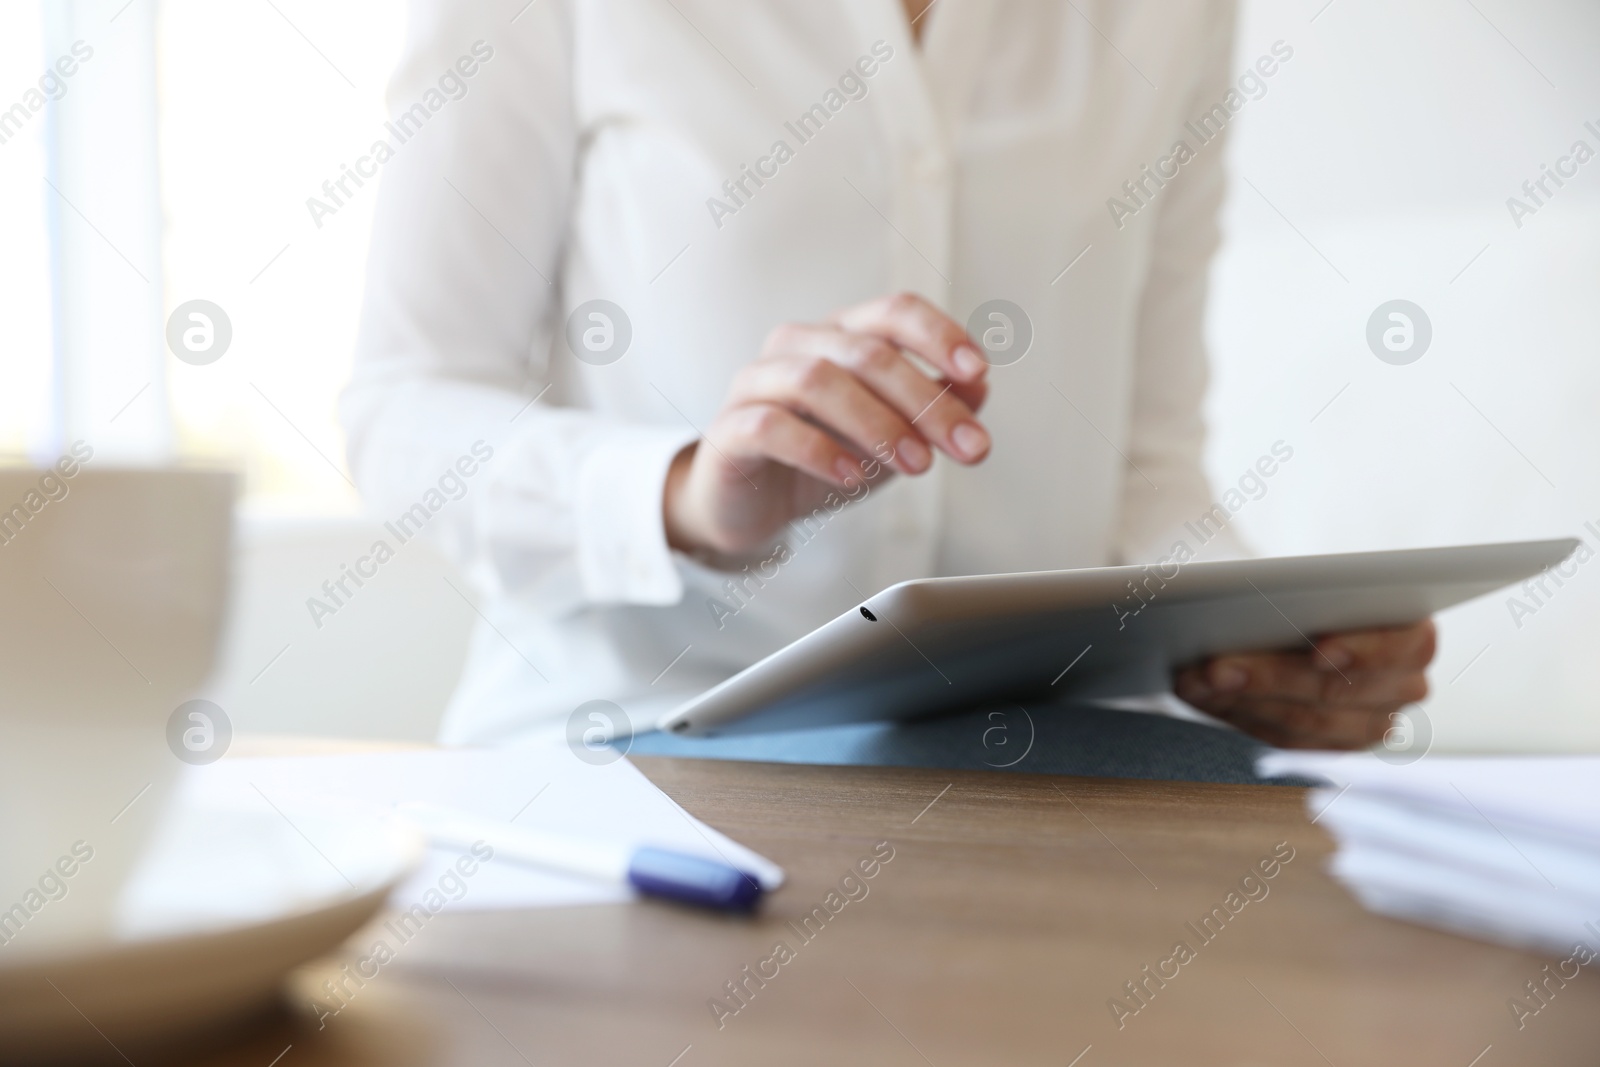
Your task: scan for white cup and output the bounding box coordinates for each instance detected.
[0,462,233,958]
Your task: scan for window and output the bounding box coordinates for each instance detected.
[0,0,405,512]
[158,0,406,512]
[0,0,57,460]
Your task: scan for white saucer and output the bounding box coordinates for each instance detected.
[0,799,422,1058]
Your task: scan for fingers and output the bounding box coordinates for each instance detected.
[1187,651,1430,707]
[828,333,989,461]
[712,402,864,488]
[1174,622,1435,749]
[946,375,989,417]
[1176,664,1400,750]
[1313,619,1436,673]
[1202,697,1397,751]
[750,326,989,465]
[712,295,992,512]
[831,292,988,385]
[730,354,924,474]
[674,294,989,559]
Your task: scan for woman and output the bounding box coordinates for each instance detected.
[342,0,1432,779]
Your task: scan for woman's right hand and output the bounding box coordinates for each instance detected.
[663,292,994,559]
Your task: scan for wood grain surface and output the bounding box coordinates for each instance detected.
[144,756,1600,1066]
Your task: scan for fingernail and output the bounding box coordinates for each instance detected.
[1321,647,1353,670]
[1212,664,1247,691]
[954,344,986,379]
[833,457,860,485]
[950,421,989,461]
[896,436,930,473]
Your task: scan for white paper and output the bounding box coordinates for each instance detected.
[1309,788,1600,890]
[1257,751,1600,953]
[1329,842,1598,953]
[1259,751,1600,845]
[177,746,784,912]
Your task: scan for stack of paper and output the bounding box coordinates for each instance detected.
[1259,751,1600,954]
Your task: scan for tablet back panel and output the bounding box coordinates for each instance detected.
[658,539,1576,737]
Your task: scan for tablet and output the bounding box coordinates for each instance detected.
[657,539,1577,737]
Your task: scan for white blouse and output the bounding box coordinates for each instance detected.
[342,0,1243,744]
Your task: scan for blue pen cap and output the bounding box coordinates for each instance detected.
[626,847,764,910]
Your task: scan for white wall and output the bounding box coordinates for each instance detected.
[202,515,471,741]
[1210,0,1600,749]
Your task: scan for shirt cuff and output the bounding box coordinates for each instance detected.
[574,424,698,605]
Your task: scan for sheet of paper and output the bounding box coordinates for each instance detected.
[1259,751,1600,953]
[1309,788,1600,889]
[1258,751,1600,845]
[177,746,784,911]
[1328,841,1597,953]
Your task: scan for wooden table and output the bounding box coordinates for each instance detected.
[179,756,1596,1067]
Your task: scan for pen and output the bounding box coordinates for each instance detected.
[394,802,765,911]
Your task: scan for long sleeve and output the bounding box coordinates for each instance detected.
[340,0,694,616]
[1115,0,1248,564]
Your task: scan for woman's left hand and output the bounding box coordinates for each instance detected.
[1173,619,1436,749]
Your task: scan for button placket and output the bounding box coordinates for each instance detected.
[841,1,993,586]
